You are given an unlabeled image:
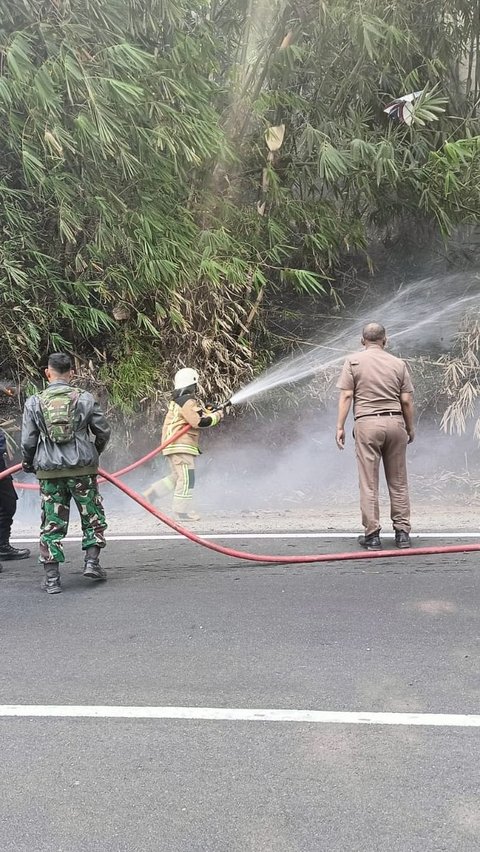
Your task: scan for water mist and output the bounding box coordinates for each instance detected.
[230,273,480,405]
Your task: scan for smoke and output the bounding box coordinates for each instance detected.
[195,408,480,519]
[13,406,479,536]
[12,269,480,535]
[198,271,480,525]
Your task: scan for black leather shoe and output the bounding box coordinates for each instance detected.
[358,532,382,551]
[0,543,31,560]
[395,530,411,549]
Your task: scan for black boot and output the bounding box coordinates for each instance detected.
[83,546,107,581]
[42,563,62,594]
[0,542,31,560]
[358,531,382,551]
[395,530,411,549]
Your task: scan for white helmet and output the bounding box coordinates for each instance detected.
[174,367,199,390]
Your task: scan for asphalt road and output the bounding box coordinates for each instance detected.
[1,535,479,852]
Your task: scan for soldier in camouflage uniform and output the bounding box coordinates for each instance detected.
[21,353,111,594]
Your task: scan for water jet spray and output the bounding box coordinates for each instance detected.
[227,273,480,406]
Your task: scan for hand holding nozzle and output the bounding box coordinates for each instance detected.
[206,399,233,418]
[220,399,233,416]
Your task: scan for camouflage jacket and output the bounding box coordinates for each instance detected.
[21,381,111,479]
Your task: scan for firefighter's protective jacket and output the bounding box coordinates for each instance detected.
[162,390,219,456]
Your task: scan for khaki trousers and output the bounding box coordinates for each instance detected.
[354,416,410,536]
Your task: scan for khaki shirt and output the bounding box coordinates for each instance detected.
[336,347,413,418]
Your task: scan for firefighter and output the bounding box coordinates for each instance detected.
[143,368,224,520]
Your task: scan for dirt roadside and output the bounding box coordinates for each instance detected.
[11,491,479,538]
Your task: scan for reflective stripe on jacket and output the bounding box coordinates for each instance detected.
[162,398,201,456]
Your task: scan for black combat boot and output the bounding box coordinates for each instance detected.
[0,542,31,560]
[358,531,382,551]
[83,546,107,581]
[42,563,62,594]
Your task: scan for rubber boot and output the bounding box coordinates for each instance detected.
[42,563,62,594]
[83,546,107,581]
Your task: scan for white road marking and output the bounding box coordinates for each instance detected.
[0,705,479,726]
[11,532,480,543]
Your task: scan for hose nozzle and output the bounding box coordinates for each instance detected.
[207,398,233,414]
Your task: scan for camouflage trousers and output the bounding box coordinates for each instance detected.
[39,475,107,564]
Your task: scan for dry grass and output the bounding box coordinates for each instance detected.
[438,313,480,439]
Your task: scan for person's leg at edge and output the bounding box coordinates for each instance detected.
[39,479,71,593]
[72,475,108,581]
[355,420,384,549]
[0,456,30,560]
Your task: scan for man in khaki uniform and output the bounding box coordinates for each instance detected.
[335,322,415,550]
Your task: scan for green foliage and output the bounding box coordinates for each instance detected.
[97,337,163,413]
[0,0,479,407]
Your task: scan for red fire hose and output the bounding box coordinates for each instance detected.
[97,468,480,563]
[3,426,480,563]
[12,424,192,490]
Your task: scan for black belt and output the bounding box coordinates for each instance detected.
[354,411,402,421]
